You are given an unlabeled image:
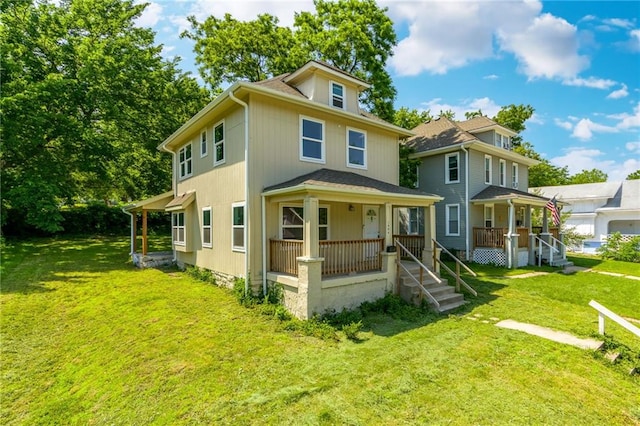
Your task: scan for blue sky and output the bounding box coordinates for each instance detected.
[137,0,640,181]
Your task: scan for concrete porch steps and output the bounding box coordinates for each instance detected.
[398,261,466,313]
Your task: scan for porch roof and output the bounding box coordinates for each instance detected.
[262,168,442,206]
[471,185,550,207]
[165,191,195,212]
[123,191,173,212]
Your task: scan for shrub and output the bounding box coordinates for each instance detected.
[341,321,363,341]
[597,233,640,263]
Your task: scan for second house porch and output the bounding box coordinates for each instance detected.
[262,169,442,319]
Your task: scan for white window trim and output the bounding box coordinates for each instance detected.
[484,204,494,228]
[512,163,519,189]
[408,207,421,235]
[445,204,460,236]
[278,203,330,240]
[178,143,192,180]
[231,202,245,252]
[330,81,345,110]
[299,116,325,164]
[445,152,460,184]
[213,120,225,166]
[499,159,506,187]
[173,212,186,246]
[346,127,367,169]
[484,154,492,185]
[200,129,208,158]
[202,207,212,248]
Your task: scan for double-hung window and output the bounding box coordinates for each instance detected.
[281,205,329,240]
[232,203,245,252]
[445,152,459,183]
[499,159,506,187]
[202,207,212,248]
[512,163,519,189]
[331,82,345,109]
[484,155,492,184]
[408,207,423,235]
[179,144,192,179]
[200,129,208,157]
[446,204,460,236]
[173,212,185,245]
[346,128,366,168]
[484,205,493,227]
[300,116,325,163]
[214,121,225,165]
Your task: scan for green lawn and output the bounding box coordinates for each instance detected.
[2,237,639,425]
[568,253,640,276]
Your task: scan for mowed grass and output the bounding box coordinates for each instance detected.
[2,237,639,425]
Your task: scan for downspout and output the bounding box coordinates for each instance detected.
[121,207,135,256]
[507,199,515,268]
[229,91,250,294]
[261,194,267,296]
[460,145,470,261]
[161,144,178,262]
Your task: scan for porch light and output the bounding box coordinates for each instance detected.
[348,204,355,212]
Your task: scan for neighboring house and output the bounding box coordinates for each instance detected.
[532,180,640,253]
[125,61,444,319]
[403,116,566,268]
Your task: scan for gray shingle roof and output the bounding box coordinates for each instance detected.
[405,117,477,152]
[472,185,550,202]
[263,168,439,198]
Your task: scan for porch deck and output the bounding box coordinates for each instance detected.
[473,227,559,249]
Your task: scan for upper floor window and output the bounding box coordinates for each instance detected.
[446,204,460,236]
[512,163,519,189]
[495,133,510,149]
[172,212,185,245]
[200,129,208,157]
[499,159,506,187]
[179,144,192,179]
[232,203,245,252]
[202,207,212,248]
[346,128,367,169]
[330,81,345,109]
[484,155,492,184]
[300,116,325,163]
[214,121,225,166]
[445,152,459,184]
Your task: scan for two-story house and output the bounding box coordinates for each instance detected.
[125,61,446,318]
[404,116,564,268]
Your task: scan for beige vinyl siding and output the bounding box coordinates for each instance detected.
[307,72,360,114]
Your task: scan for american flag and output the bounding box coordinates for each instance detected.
[546,196,561,226]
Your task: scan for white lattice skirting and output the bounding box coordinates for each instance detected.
[473,248,506,266]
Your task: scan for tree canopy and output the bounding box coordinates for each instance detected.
[569,169,608,184]
[183,0,397,120]
[1,0,210,232]
[626,170,640,180]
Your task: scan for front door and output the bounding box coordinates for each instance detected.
[363,205,380,239]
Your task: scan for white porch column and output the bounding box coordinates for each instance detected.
[384,203,393,248]
[303,196,319,258]
[542,207,549,234]
[527,205,536,266]
[505,201,518,269]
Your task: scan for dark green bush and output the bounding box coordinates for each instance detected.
[597,233,640,263]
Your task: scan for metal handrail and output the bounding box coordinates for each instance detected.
[532,234,559,266]
[432,240,477,297]
[395,239,441,308]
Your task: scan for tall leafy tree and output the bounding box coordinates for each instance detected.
[626,170,640,180]
[185,0,398,121]
[393,108,433,188]
[569,169,607,184]
[1,0,209,232]
[513,142,570,187]
[493,104,534,146]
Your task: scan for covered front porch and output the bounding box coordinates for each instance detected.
[262,169,441,319]
[470,186,565,268]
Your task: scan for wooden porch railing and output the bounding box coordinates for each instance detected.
[474,227,507,248]
[269,239,303,275]
[320,238,384,276]
[393,234,424,259]
[269,238,384,277]
[531,226,560,240]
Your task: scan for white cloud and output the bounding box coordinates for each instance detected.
[420,97,501,120]
[626,141,640,154]
[484,74,499,80]
[602,18,635,29]
[607,84,629,99]
[498,13,589,80]
[135,1,163,28]
[549,147,639,181]
[528,113,544,125]
[614,102,640,129]
[554,118,573,130]
[562,76,617,89]
[571,118,618,140]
